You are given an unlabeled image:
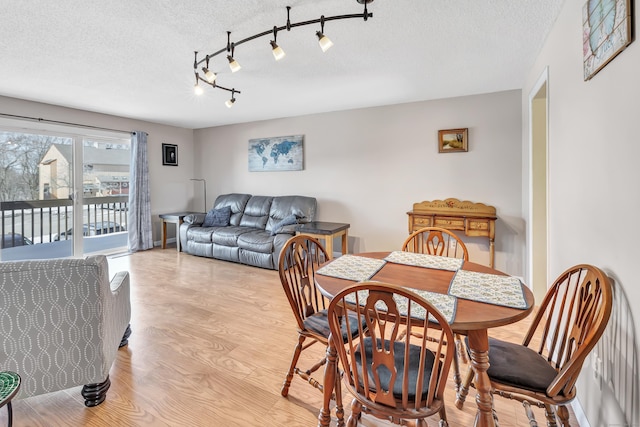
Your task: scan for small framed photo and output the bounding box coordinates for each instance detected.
[162,143,178,166]
[438,128,468,153]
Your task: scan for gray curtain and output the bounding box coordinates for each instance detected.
[128,131,153,252]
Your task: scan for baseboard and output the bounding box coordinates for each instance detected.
[572,399,589,427]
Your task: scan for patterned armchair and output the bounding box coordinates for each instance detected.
[0,255,131,406]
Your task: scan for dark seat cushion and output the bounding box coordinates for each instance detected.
[355,337,436,401]
[478,337,559,393]
[303,309,365,342]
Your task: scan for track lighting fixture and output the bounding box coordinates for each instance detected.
[191,0,373,105]
[316,16,334,52]
[270,27,286,61]
[226,32,241,73]
[225,90,237,108]
[202,56,217,83]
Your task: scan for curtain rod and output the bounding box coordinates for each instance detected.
[0,112,132,135]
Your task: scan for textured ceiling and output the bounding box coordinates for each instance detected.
[0,1,564,129]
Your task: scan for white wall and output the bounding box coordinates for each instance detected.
[0,95,195,243]
[194,90,525,275]
[522,0,640,425]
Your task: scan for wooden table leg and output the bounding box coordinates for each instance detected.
[318,333,338,427]
[161,220,167,249]
[324,235,334,260]
[341,230,348,255]
[467,329,496,427]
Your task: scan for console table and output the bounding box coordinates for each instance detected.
[295,221,350,259]
[407,198,497,268]
[159,212,200,252]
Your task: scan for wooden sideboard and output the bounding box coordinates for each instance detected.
[407,198,497,268]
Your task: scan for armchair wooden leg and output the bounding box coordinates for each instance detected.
[119,324,132,348]
[82,376,111,407]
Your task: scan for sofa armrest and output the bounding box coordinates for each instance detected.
[184,213,206,225]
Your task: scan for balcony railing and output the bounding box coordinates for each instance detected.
[1,196,129,247]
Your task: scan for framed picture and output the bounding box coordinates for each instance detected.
[248,135,304,172]
[162,143,178,166]
[438,128,468,153]
[583,0,632,81]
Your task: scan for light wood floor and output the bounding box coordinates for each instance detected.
[1,248,579,426]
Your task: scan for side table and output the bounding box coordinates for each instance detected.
[295,221,350,259]
[159,212,201,252]
[0,371,20,427]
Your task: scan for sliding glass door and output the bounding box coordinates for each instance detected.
[0,126,129,261]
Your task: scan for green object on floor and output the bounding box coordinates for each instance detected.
[0,371,21,427]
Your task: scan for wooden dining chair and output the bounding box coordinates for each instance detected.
[328,281,455,427]
[455,264,613,427]
[401,226,469,392]
[278,234,364,409]
[401,226,469,261]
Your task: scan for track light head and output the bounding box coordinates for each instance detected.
[194,72,204,95]
[226,90,237,108]
[227,55,241,73]
[316,31,333,52]
[202,67,217,83]
[270,40,286,61]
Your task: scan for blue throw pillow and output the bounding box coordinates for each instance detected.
[202,206,231,227]
[271,214,298,236]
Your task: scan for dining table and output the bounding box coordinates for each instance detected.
[314,251,535,427]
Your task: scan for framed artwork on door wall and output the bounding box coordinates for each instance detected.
[438,128,468,153]
[162,143,178,166]
[583,0,632,81]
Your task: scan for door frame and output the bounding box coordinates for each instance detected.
[527,67,550,300]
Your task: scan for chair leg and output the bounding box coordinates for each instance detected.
[451,350,462,392]
[455,365,474,409]
[119,324,132,348]
[555,405,570,427]
[438,405,449,427]
[523,401,539,427]
[281,334,305,397]
[543,403,561,427]
[81,375,111,407]
[455,333,468,364]
[347,399,362,427]
[335,368,344,427]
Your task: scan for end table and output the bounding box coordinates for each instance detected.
[159,212,201,252]
[0,371,20,427]
[295,221,350,259]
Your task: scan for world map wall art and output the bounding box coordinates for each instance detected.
[583,0,632,81]
[248,135,304,172]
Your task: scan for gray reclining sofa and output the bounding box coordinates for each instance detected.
[180,193,317,270]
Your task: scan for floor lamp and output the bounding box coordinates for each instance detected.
[190,178,207,212]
